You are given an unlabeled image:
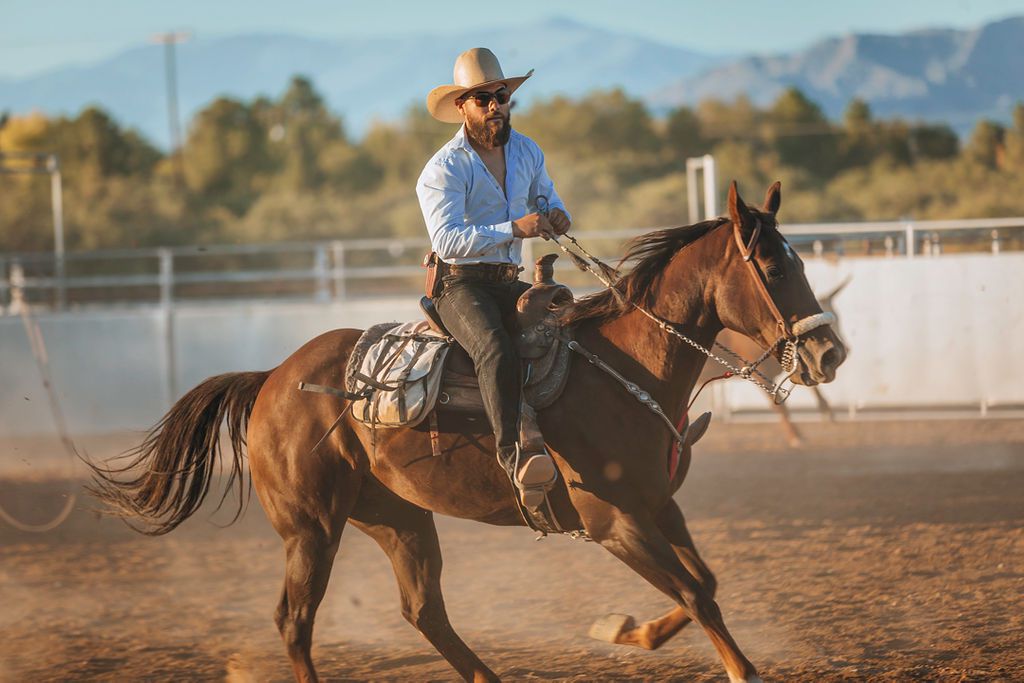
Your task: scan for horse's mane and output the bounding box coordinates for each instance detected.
[558,218,729,326]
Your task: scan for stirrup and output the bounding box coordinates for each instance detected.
[501,444,557,510]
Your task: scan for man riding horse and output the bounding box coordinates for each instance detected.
[417,48,571,510]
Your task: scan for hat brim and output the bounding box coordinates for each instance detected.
[426,70,533,124]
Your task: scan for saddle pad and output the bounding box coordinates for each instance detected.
[348,321,451,428]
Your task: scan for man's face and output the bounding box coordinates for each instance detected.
[458,84,511,149]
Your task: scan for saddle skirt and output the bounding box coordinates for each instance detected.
[345,314,573,429]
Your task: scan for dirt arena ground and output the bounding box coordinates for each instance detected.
[1,418,1022,682]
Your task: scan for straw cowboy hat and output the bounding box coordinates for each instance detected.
[427,48,533,124]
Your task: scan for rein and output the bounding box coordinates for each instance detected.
[549,217,834,403]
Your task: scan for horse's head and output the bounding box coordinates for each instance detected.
[713,181,846,386]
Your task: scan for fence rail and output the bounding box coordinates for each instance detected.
[2,217,1022,312]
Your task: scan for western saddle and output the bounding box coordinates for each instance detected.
[421,253,574,455]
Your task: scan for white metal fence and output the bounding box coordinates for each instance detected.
[2,217,1023,435]
[2,217,1022,312]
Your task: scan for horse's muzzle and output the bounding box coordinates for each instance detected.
[792,328,846,386]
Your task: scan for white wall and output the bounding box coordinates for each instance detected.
[0,299,422,435]
[724,252,1024,413]
[2,252,1022,435]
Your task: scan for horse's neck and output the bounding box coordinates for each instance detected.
[588,253,723,416]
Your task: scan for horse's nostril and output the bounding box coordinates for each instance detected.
[820,347,838,370]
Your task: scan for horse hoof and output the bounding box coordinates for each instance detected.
[588,613,635,643]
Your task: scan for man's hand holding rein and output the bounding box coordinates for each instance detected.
[512,212,557,240]
[548,208,571,235]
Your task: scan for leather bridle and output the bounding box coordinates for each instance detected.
[730,214,836,388]
[549,213,835,402]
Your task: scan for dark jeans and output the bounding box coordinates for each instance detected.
[434,276,530,452]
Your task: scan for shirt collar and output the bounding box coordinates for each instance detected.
[453,125,472,152]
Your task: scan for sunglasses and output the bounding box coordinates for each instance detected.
[458,88,510,108]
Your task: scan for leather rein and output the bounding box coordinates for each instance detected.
[551,215,835,403]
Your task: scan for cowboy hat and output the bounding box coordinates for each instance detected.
[427,48,533,124]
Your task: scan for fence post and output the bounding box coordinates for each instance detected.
[904,222,915,259]
[158,248,177,405]
[9,262,25,314]
[331,241,346,300]
[314,244,329,302]
[686,158,700,224]
[49,157,67,311]
[990,229,1000,255]
[701,154,717,219]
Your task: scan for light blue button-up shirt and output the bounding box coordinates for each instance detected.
[416,126,569,265]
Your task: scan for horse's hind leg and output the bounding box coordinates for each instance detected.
[590,499,717,650]
[351,479,499,683]
[252,442,361,682]
[275,530,345,683]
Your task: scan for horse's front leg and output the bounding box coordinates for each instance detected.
[589,499,716,651]
[585,505,761,683]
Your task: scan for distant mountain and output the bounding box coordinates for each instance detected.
[2,15,1020,146]
[0,17,718,147]
[650,15,1024,134]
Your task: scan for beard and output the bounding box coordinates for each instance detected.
[465,110,511,148]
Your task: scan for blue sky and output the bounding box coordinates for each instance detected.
[2,0,1021,79]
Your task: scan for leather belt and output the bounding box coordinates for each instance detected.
[446,262,522,283]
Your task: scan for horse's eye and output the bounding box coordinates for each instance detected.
[765,264,784,281]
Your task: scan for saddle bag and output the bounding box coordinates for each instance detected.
[351,321,450,428]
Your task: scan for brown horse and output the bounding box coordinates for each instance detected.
[89,181,846,683]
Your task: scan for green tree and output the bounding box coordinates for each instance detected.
[664,106,707,160]
[696,95,759,141]
[182,97,271,214]
[966,119,1006,168]
[839,98,875,168]
[268,76,348,191]
[764,87,836,178]
[1004,102,1024,171]
[517,89,658,159]
[909,124,958,161]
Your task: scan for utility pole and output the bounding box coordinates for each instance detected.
[151,31,191,186]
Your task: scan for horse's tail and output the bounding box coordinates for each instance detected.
[86,370,272,536]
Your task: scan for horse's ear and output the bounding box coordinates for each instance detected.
[728,180,758,258]
[763,181,782,215]
[727,180,749,226]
